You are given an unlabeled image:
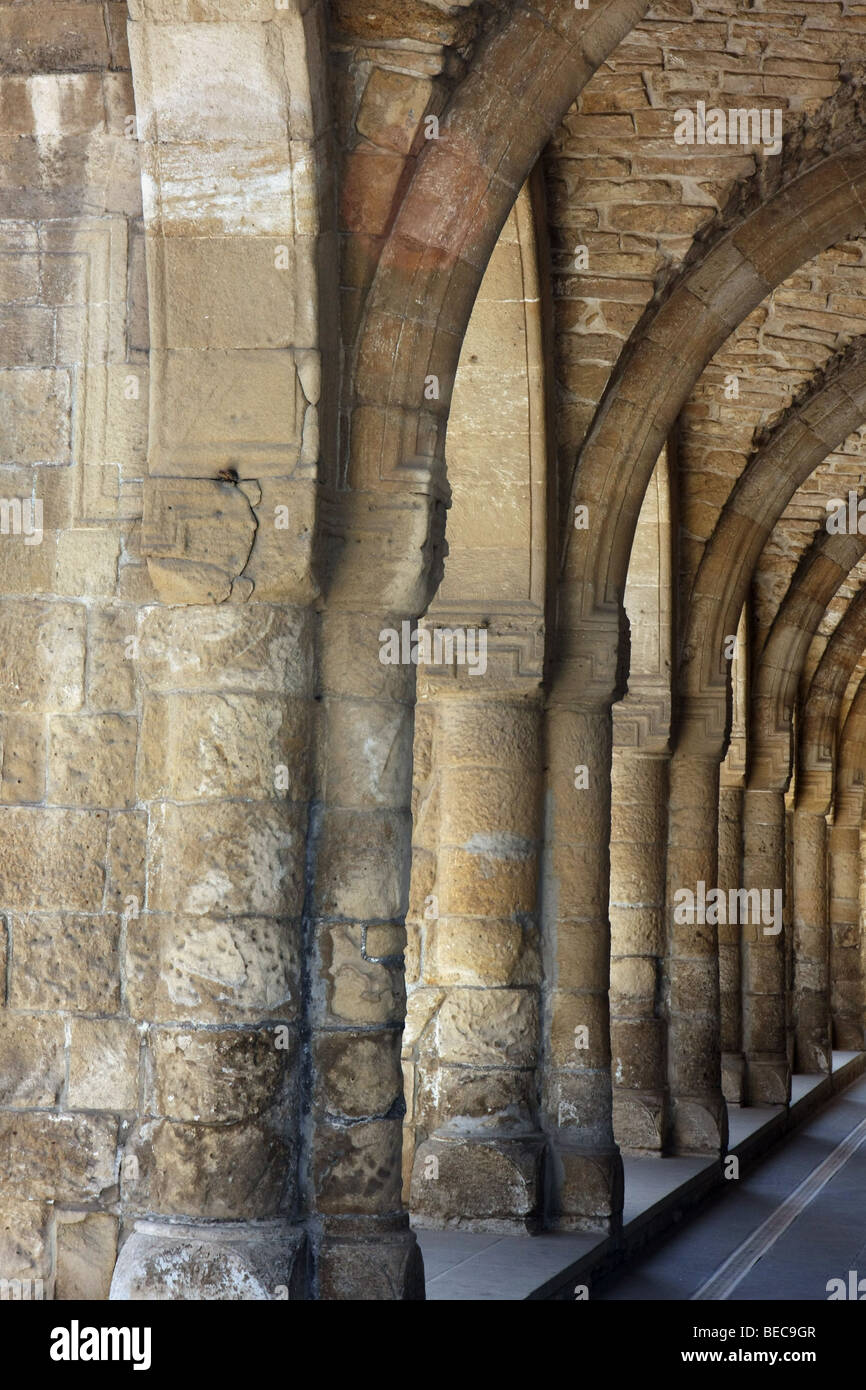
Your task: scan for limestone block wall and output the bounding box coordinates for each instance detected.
[5,0,866,1304]
[0,0,330,1300]
[0,0,149,1298]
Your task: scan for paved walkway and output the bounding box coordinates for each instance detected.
[597,1074,866,1301]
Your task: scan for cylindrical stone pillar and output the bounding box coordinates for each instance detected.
[859,821,866,1050]
[665,753,727,1153]
[829,815,865,1049]
[402,697,436,1202]
[308,606,425,1300]
[407,690,545,1230]
[792,809,831,1073]
[741,788,790,1105]
[718,785,744,1103]
[609,750,668,1152]
[117,603,311,1299]
[785,807,795,1073]
[541,702,623,1232]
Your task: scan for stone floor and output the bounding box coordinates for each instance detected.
[416,1052,865,1300]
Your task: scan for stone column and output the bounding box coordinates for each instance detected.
[115,0,330,1298]
[609,748,668,1152]
[299,363,449,1292]
[114,605,311,1301]
[785,806,795,1074]
[402,696,437,1202]
[307,609,425,1299]
[717,608,748,1104]
[718,785,745,1102]
[665,752,728,1153]
[608,449,672,1152]
[829,803,864,1049]
[741,789,790,1105]
[860,821,866,1048]
[407,671,546,1231]
[792,808,831,1073]
[540,698,623,1232]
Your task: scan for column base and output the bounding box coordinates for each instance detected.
[794,1028,831,1076]
[722,1052,745,1105]
[833,1021,866,1051]
[315,1221,424,1301]
[544,1141,623,1234]
[669,1094,728,1155]
[110,1219,307,1300]
[613,1091,665,1154]
[744,1055,791,1106]
[410,1134,545,1233]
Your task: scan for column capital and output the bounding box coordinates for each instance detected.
[320,478,451,617]
[416,612,545,696]
[612,677,671,754]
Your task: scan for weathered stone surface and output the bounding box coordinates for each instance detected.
[148,237,300,349]
[69,1020,141,1111]
[0,5,110,72]
[437,990,538,1067]
[10,911,120,1010]
[312,1117,403,1216]
[411,1137,544,1228]
[106,811,147,913]
[123,1109,293,1219]
[314,1031,402,1118]
[148,1027,295,1122]
[318,923,405,1026]
[131,20,290,145]
[86,607,136,711]
[0,1200,51,1283]
[126,913,300,1023]
[142,477,257,604]
[241,477,319,604]
[0,370,71,463]
[137,604,312,695]
[5,0,866,1303]
[48,713,137,808]
[109,1219,307,1301]
[315,808,410,921]
[555,1146,623,1232]
[0,601,85,712]
[317,1231,424,1302]
[421,1065,536,1135]
[147,801,305,918]
[0,1015,64,1107]
[428,916,537,987]
[55,1214,119,1302]
[356,68,431,154]
[321,697,413,809]
[0,713,46,803]
[139,692,311,802]
[0,1113,117,1202]
[146,348,303,480]
[55,530,121,598]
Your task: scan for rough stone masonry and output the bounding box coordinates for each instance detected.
[1,0,866,1301]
